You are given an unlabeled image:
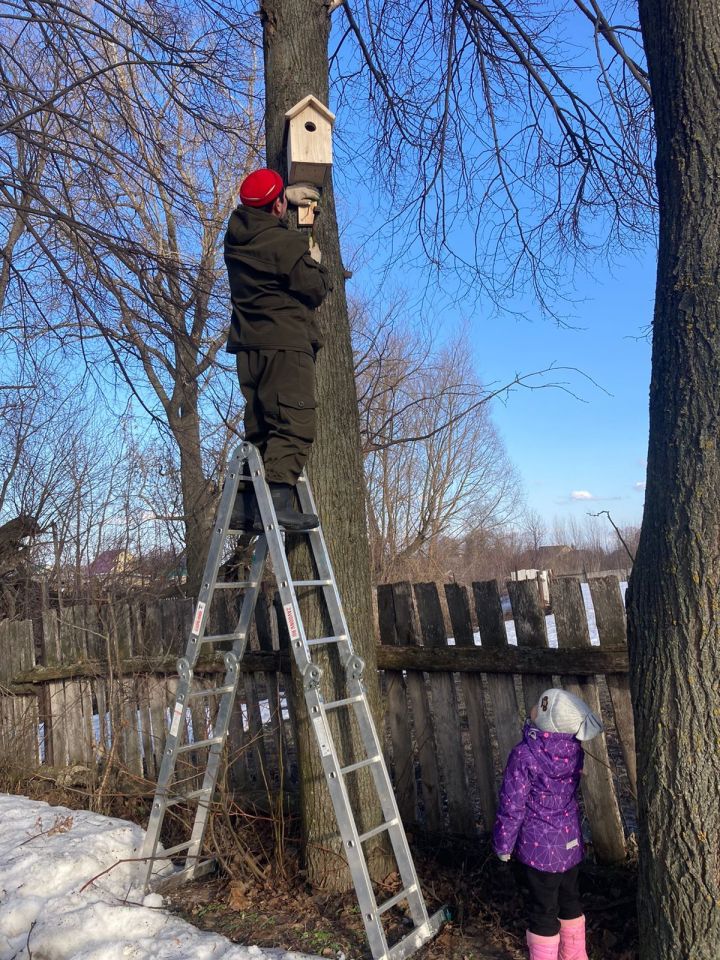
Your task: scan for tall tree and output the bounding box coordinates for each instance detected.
[626,2,720,956]
[261,0,393,891]
[57,63,256,594]
[353,312,519,582]
[257,0,653,893]
[0,3,259,594]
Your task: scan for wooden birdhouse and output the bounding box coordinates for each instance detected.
[285,95,335,188]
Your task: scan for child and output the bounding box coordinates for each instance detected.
[493,688,603,960]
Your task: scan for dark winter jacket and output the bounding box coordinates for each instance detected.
[493,721,585,873]
[224,206,330,357]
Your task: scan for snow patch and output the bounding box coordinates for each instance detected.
[0,795,321,960]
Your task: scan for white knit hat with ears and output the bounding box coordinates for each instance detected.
[533,688,603,741]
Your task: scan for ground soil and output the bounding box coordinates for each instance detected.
[7,776,639,960]
[162,833,639,960]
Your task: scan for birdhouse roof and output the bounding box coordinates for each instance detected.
[285,95,335,125]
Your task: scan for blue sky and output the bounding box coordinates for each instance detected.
[474,245,654,529]
[344,238,655,531]
[330,1,654,532]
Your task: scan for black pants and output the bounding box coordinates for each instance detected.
[236,349,316,485]
[523,864,583,937]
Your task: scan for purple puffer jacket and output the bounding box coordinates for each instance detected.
[493,720,584,873]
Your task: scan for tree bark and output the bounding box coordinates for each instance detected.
[167,333,216,597]
[628,3,720,956]
[261,0,392,890]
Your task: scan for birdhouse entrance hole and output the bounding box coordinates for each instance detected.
[304,121,317,132]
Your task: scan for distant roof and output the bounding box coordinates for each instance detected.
[87,548,124,576]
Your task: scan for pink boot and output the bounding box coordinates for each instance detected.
[558,915,588,960]
[527,930,560,960]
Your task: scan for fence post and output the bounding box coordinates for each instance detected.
[0,620,39,767]
[506,579,554,711]
[389,582,442,832]
[472,581,522,771]
[588,576,637,797]
[377,584,418,825]
[444,583,497,830]
[414,582,475,836]
[551,578,626,863]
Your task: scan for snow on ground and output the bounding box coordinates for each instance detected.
[0,794,323,960]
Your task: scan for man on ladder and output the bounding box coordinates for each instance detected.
[224,167,330,533]
[139,165,446,960]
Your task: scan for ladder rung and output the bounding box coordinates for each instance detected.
[157,839,198,859]
[195,633,242,644]
[358,818,399,844]
[340,755,382,776]
[378,884,417,916]
[293,579,332,587]
[187,685,235,699]
[212,581,259,590]
[176,737,224,753]
[164,788,212,809]
[307,634,346,647]
[324,695,364,711]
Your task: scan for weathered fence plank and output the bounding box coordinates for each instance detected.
[445,583,497,828]
[255,590,289,784]
[588,576,637,796]
[0,622,39,768]
[472,580,522,770]
[374,645,628,675]
[1,570,637,859]
[414,582,475,835]
[506,579,553,712]
[48,680,68,766]
[377,584,417,825]
[120,677,143,777]
[12,651,289,684]
[391,582,442,832]
[551,577,626,863]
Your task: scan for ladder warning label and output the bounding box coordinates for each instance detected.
[191,601,206,635]
[170,702,184,738]
[284,603,300,641]
[313,716,332,757]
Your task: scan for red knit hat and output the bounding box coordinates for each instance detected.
[239,168,284,207]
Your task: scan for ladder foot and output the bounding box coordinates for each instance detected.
[385,907,448,960]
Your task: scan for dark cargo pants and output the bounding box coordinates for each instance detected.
[236,349,317,485]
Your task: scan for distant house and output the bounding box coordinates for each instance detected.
[87,548,132,577]
[86,548,186,590]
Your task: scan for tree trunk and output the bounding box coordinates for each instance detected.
[261,0,392,891]
[628,3,720,956]
[168,343,215,597]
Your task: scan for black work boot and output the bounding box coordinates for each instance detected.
[229,485,263,533]
[269,482,319,532]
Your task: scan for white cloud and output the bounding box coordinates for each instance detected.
[570,490,595,500]
[634,481,646,492]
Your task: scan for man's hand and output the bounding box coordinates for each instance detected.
[309,239,322,263]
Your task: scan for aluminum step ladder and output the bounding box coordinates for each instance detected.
[140,441,446,960]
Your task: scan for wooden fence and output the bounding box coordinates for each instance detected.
[0,575,635,862]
